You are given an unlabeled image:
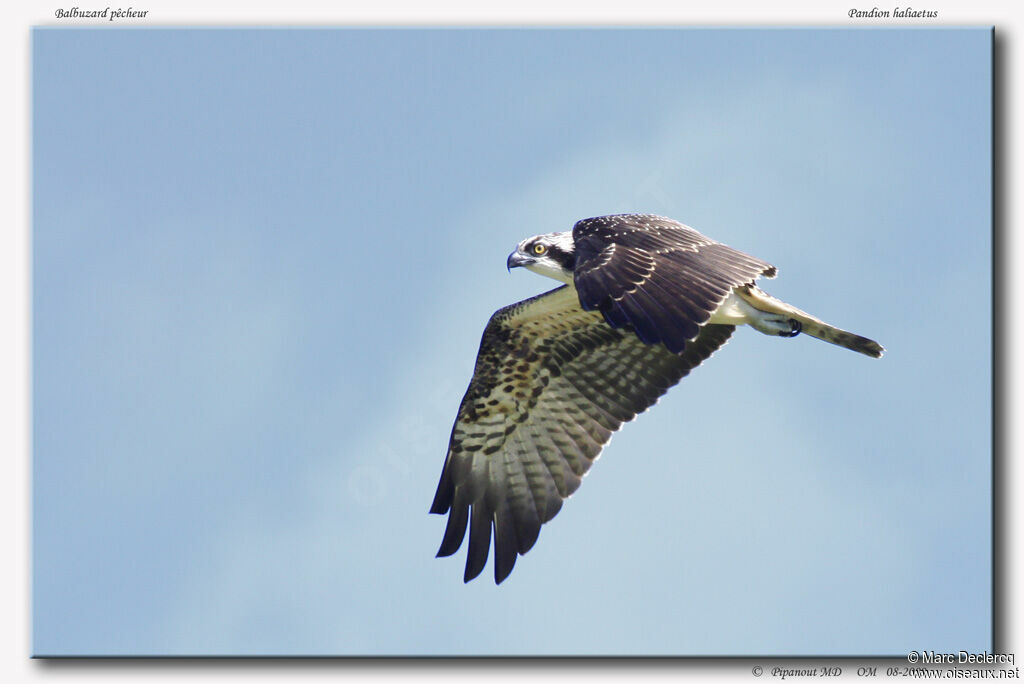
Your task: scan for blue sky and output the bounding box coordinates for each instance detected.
[32,28,991,656]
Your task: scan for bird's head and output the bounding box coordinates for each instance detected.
[507,231,576,284]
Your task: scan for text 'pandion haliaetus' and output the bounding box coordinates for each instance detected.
[430,214,883,584]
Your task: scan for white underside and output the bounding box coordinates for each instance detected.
[709,290,797,336]
[707,291,758,325]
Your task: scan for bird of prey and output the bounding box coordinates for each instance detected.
[430,213,882,584]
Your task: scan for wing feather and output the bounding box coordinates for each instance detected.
[503,439,543,554]
[432,285,735,583]
[573,214,775,352]
[464,501,493,583]
[492,496,519,583]
[437,486,470,557]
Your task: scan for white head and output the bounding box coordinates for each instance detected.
[506,231,576,284]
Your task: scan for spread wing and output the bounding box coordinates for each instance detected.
[573,214,777,353]
[430,285,735,583]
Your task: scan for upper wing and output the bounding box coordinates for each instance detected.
[430,285,735,583]
[572,214,776,353]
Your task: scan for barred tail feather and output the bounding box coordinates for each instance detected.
[739,286,884,359]
[791,316,884,358]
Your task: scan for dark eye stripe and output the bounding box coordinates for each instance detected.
[546,245,575,271]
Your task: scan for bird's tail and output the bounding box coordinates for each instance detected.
[737,285,884,359]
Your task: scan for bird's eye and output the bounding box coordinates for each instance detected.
[532,243,547,255]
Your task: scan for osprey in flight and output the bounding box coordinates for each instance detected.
[430,214,882,584]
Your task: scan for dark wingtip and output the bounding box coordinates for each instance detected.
[463,563,485,583]
[493,537,517,584]
[435,492,470,558]
[430,461,454,515]
[494,562,514,585]
[463,505,492,583]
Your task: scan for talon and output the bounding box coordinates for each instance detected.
[787,319,802,338]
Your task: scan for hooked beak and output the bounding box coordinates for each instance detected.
[507,250,534,272]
